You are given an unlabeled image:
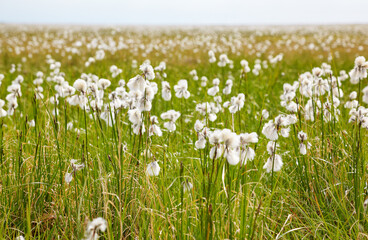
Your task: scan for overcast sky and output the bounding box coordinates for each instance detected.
[1,0,367,25]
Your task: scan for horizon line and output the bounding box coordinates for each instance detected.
[1,22,368,27]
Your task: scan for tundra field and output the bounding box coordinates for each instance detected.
[1,25,368,239]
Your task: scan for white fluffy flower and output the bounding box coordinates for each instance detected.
[140,63,155,80]
[218,54,230,67]
[239,132,258,164]
[298,131,308,155]
[262,109,269,119]
[349,56,368,84]
[195,136,206,149]
[161,110,181,132]
[98,78,111,89]
[222,129,239,149]
[220,129,240,165]
[209,129,223,145]
[0,99,7,117]
[73,79,87,93]
[240,147,255,165]
[149,116,162,137]
[228,94,245,114]
[262,120,278,140]
[146,161,160,176]
[65,172,73,184]
[224,148,240,165]
[223,79,233,95]
[194,120,205,132]
[84,217,107,240]
[183,180,193,192]
[280,127,290,138]
[174,79,190,99]
[128,109,142,125]
[263,154,283,173]
[239,133,258,146]
[266,141,279,155]
[110,65,122,78]
[127,75,146,92]
[299,143,307,155]
[208,50,216,63]
[209,145,223,160]
[161,81,171,101]
[240,59,251,72]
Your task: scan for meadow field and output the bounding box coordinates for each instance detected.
[1,24,368,239]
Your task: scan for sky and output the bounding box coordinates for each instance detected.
[1,0,368,25]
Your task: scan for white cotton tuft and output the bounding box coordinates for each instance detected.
[263,154,283,173]
[146,161,160,176]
